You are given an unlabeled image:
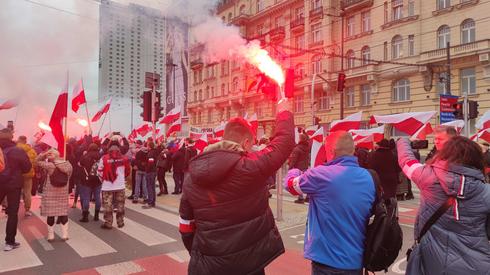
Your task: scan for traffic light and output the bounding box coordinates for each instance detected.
[452,101,463,119]
[154,92,164,122]
[140,91,152,122]
[468,100,479,119]
[337,72,346,92]
[284,68,295,98]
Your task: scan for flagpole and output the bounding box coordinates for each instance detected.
[97,112,108,137]
[82,79,92,135]
[108,107,112,133]
[64,70,69,161]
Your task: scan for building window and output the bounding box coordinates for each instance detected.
[232,77,239,92]
[408,35,415,56]
[437,25,451,49]
[257,24,264,35]
[346,50,355,69]
[296,6,304,18]
[361,46,370,65]
[361,11,371,33]
[391,35,403,59]
[345,87,355,107]
[392,0,403,21]
[318,94,330,110]
[384,1,389,23]
[211,87,215,98]
[205,86,209,99]
[294,95,304,113]
[257,0,264,12]
[437,0,450,10]
[360,84,371,106]
[274,16,281,28]
[295,63,305,78]
[221,84,225,96]
[312,55,322,74]
[437,72,449,94]
[311,23,322,43]
[393,79,410,102]
[239,5,246,14]
[312,0,321,9]
[254,102,263,118]
[347,16,355,37]
[199,89,202,101]
[208,109,212,123]
[460,68,476,95]
[461,19,475,44]
[295,34,305,49]
[384,42,388,60]
[408,0,415,16]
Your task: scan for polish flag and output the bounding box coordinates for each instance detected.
[71,79,86,113]
[248,113,258,135]
[330,111,363,132]
[166,117,182,137]
[0,98,19,110]
[294,127,300,143]
[441,120,465,133]
[305,125,319,137]
[310,127,326,167]
[135,123,152,137]
[476,110,490,130]
[190,130,202,140]
[214,122,226,138]
[48,81,68,157]
[91,98,112,122]
[194,134,208,153]
[411,122,434,140]
[128,129,137,141]
[369,111,436,136]
[471,128,490,143]
[350,125,385,149]
[159,106,181,124]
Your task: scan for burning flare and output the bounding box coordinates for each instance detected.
[38,121,52,132]
[76,118,88,127]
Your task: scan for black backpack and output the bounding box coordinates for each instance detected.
[363,170,403,273]
[0,147,14,185]
[50,164,69,187]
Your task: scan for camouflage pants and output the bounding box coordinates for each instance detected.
[102,190,125,227]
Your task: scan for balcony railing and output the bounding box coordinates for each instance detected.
[419,39,490,61]
[341,0,374,11]
[269,26,285,41]
[290,17,305,31]
[190,58,204,69]
[231,13,250,25]
[309,6,323,20]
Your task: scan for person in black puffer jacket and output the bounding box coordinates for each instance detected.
[288,133,310,204]
[179,104,295,275]
[368,139,401,199]
[78,143,102,222]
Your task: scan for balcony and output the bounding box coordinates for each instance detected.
[309,6,323,21]
[190,58,204,70]
[231,13,250,25]
[345,63,379,80]
[419,39,490,63]
[269,26,285,42]
[341,0,374,12]
[290,17,305,33]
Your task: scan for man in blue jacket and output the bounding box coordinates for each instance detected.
[284,131,375,274]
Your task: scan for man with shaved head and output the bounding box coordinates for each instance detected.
[284,131,376,274]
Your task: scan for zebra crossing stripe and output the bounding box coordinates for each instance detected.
[117,217,176,246]
[95,261,144,275]
[124,203,180,227]
[166,250,191,263]
[0,220,43,273]
[27,225,54,251]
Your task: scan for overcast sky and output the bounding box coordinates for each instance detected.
[0,0,218,138]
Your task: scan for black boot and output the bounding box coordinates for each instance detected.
[79,211,89,223]
[94,210,100,221]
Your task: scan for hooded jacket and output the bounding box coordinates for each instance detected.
[369,146,400,199]
[179,111,295,275]
[17,142,37,178]
[397,138,490,275]
[288,140,309,171]
[0,139,32,189]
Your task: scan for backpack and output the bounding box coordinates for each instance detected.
[0,147,14,184]
[83,159,100,187]
[363,169,403,273]
[50,164,69,187]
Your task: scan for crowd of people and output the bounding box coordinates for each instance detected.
[1,99,489,275]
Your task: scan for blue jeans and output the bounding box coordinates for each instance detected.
[311,262,362,275]
[145,172,156,206]
[134,171,148,200]
[79,184,101,211]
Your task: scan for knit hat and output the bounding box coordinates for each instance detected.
[0,128,13,141]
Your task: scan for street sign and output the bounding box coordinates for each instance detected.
[439,94,459,124]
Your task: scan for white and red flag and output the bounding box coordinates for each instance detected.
[476,110,490,130]
[441,120,465,133]
[471,128,490,143]
[369,111,436,136]
[91,98,112,122]
[166,117,182,137]
[330,111,362,132]
[159,106,181,124]
[194,134,209,153]
[411,123,434,141]
[135,123,152,137]
[305,125,319,137]
[350,125,385,150]
[0,98,19,110]
[49,81,68,157]
[214,122,226,138]
[128,129,137,141]
[310,127,326,167]
[71,79,86,113]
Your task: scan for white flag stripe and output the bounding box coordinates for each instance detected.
[125,202,180,227]
[50,216,116,258]
[349,125,385,137]
[372,111,436,124]
[0,221,43,273]
[476,110,490,129]
[117,217,176,246]
[330,111,362,128]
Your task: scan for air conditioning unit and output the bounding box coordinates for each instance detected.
[479,53,490,62]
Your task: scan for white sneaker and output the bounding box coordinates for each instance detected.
[4,242,20,251]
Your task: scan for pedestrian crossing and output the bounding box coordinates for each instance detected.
[0,197,185,274]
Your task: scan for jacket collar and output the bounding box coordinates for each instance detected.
[324,155,359,167]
